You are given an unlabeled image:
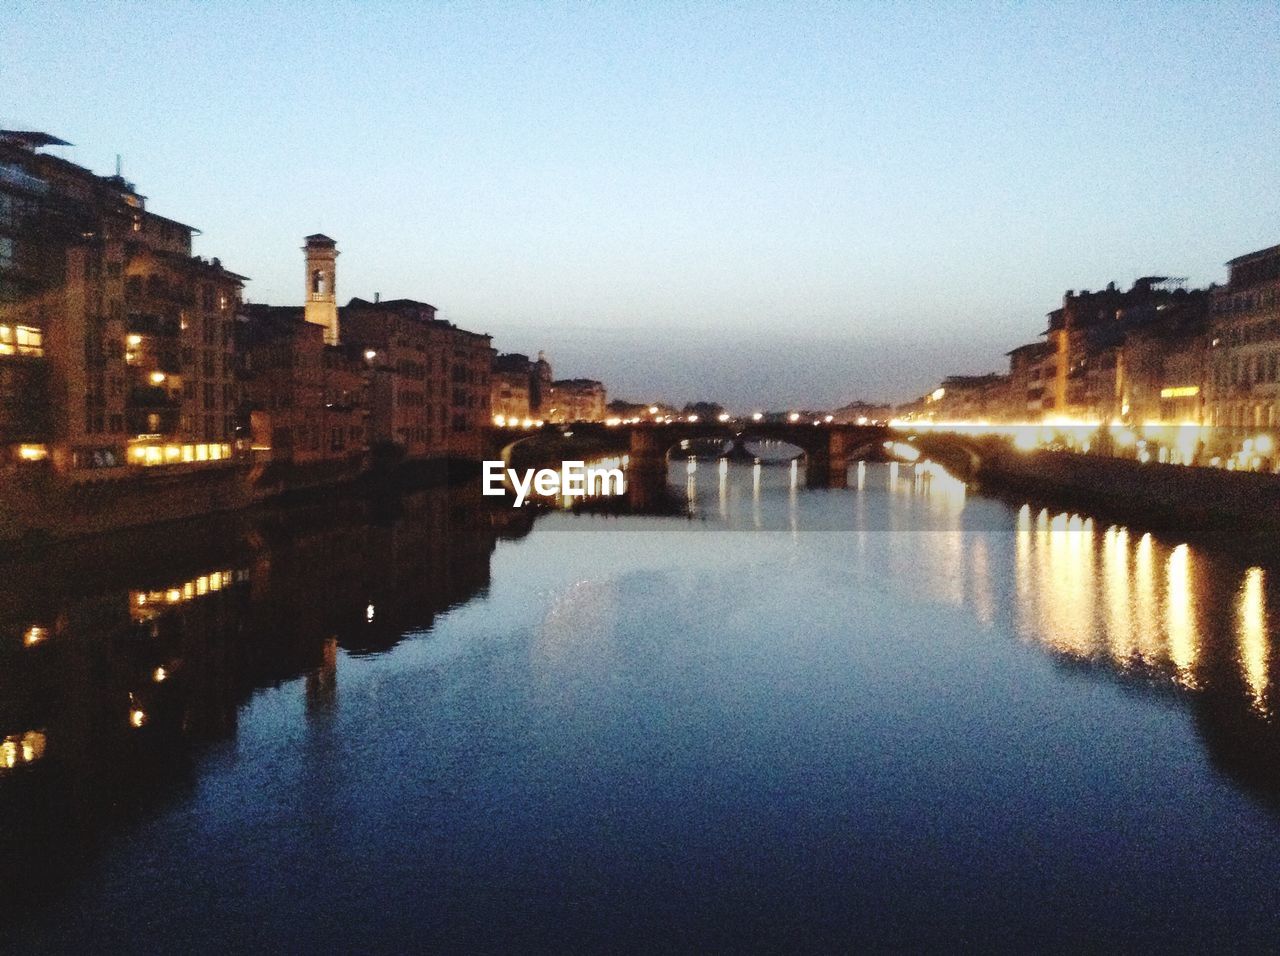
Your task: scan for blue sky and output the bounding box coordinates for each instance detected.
[5,1,1279,406]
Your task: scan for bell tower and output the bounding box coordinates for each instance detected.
[303,234,340,345]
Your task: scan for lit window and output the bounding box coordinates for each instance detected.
[0,324,42,356]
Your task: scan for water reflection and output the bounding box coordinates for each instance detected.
[0,483,523,914]
[10,459,1280,945]
[1000,493,1280,801]
[1240,567,1268,711]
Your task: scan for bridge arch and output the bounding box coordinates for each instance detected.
[626,422,888,490]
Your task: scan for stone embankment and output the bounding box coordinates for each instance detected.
[920,435,1280,560]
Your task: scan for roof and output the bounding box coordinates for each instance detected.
[304,233,337,244]
[345,296,438,312]
[1226,243,1280,267]
[0,130,72,149]
[1005,341,1053,358]
[239,305,314,344]
[494,352,532,372]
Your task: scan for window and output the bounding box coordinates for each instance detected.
[0,236,14,270]
[0,324,42,356]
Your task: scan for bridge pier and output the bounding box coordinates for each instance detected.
[803,430,851,488]
[627,430,670,510]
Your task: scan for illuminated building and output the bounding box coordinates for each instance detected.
[831,400,892,425]
[908,373,1010,423]
[238,303,366,467]
[0,130,245,475]
[546,378,607,423]
[1205,243,1280,458]
[1004,342,1053,420]
[239,237,367,467]
[491,352,535,423]
[1114,293,1209,433]
[302,234,340,346]
[341,296,493,460]
[1045,277,1199,422]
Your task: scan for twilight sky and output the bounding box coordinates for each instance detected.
[5,1,1279,407]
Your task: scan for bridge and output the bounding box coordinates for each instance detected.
[488,419,894,509]
[621,421,889,489]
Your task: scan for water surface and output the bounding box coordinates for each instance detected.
[4,462,1280,951]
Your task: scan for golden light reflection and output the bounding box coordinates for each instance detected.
[1038,512,1096,657]
[1012,511,1228,695]
[0,731,47,771]
[1239,567,1268,712]
[1166,544,1198,686]
[1134,533,1159,661]
[131,569,240,620]
[1102,526,1136,661]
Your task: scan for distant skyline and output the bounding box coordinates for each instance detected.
[6,1,1279,406]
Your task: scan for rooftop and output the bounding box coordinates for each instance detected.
[0,130,72,150]
[1226,242,1280,267]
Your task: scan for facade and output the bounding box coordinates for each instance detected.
[831,400,892,425]
[238,237,494,468]
[914,374,1010,423]
[1045,278,1193,421]
[0,130,243,477]
[341,296,492,460]
[491,352,534,424]
[1004,342,1053,420]
[1204,244,1280,456]
[1114,291,1209,429]
[238,305,366,466]
[302,234,340,346]
[547,378,606,423]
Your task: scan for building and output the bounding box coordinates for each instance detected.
[1044,277,1195,421]
[831,400,892,425]
[302,234,339,346]
[1204,243,1280,457]
[341,296,492,460]
[911,373,1010,423]
[1004,342,1054,421]
[237,304,366,467]
[546,378,606,423]
[0,130,244,476]
[491,352,534,425]
[530,351,553,416]
[1113,290,1209,429]
[239,237,492,467]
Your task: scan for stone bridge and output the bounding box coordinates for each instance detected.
[620,421,889,489]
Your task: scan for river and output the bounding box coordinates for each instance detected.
[4,460,1280,950]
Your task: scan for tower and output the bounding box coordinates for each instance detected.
[303,234,340,345]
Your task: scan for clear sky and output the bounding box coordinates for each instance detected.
[5,1,1279,407]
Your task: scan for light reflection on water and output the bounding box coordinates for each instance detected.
[6,461,1280,948]
[1007,498,1271,711]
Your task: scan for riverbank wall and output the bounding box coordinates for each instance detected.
[973,447,1280,559]
[0,453,487,558]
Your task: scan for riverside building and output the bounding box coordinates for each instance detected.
[0,130,246,476]
[1205,244,1280,451]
